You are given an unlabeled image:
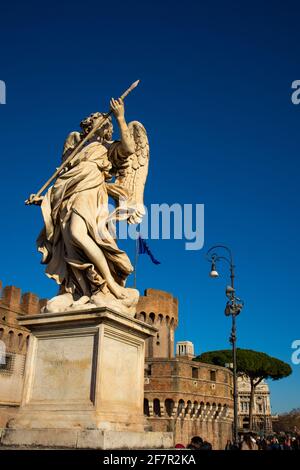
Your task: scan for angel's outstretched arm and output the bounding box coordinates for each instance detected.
[110,98,135,155]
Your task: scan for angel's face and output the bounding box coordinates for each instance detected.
[95,121,113,141]
[93,124,112,142]
[105,124,113,140]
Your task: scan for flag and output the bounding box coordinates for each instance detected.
[138,236,161,265]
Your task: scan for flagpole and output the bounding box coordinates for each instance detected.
[133,231,139,289]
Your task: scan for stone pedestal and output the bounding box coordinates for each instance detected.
[1,307,173,449]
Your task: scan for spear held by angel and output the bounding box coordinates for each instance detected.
[26,81,149,315]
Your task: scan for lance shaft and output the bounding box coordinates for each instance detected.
[26,80,139,204]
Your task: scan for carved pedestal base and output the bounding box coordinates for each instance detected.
[1,307,173,449]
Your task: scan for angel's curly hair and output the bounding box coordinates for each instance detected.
[80,112,113,139]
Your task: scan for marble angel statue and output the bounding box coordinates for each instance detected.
[26,90,149,316]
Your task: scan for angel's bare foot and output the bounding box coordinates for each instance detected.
[108,281,127,299]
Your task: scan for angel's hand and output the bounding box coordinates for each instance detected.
[110,97,125,120]
[25,194,44,206]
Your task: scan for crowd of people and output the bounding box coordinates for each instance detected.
[174,432,300,451]
[230,432,300,451]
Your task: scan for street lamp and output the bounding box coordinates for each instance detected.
[206,244,244,446]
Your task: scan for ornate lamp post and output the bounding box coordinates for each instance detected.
[206,244,244,446]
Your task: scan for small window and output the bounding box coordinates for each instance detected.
[177,399,185,416]
[165,399,174,417]
[192,367,198,379]
[153,399,161,417]
[8,331,14,348]
[144,399,150,416]
[139,312,146,322]
[0,353,14,374]
[241,401,247,412]
[210,370,216,382]
[18,333,23,350]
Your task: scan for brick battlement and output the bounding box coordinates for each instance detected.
[137,288,178,324]
[136,289,178,360]
[0,281,47,316]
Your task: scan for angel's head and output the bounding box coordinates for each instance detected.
[80,112,113,142]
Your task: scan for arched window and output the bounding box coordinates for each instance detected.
[177,399,185,416]
[18,333,23,350]
[0,328,4,340]
[144,399,150,417]
[165,399,174,417]
[138,312,146,322]
[191,401,198,417]
[153,399,161,417]
[8,331,14,348]
[26,335,30,350]
[149,313,155,324]
[199,402,205,416]
[185,400,192,415]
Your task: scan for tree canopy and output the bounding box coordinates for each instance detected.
[194,349,292,382]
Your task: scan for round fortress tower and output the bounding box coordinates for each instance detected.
[135,288,178,359]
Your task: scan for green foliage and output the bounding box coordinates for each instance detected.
[194,348,292,381]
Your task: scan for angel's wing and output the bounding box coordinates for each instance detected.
[114,121,149,224]
[62,131,81,161]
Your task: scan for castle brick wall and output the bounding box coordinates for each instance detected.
[0,281,46,426]
[144,358,233,449]
[136,289,178,359]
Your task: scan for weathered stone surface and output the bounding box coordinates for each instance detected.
[4,307,158,447]
[2,428,78,448]
[77,430,173,449]
[1,428,173,449]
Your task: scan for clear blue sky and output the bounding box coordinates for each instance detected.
[1,0,300,414]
